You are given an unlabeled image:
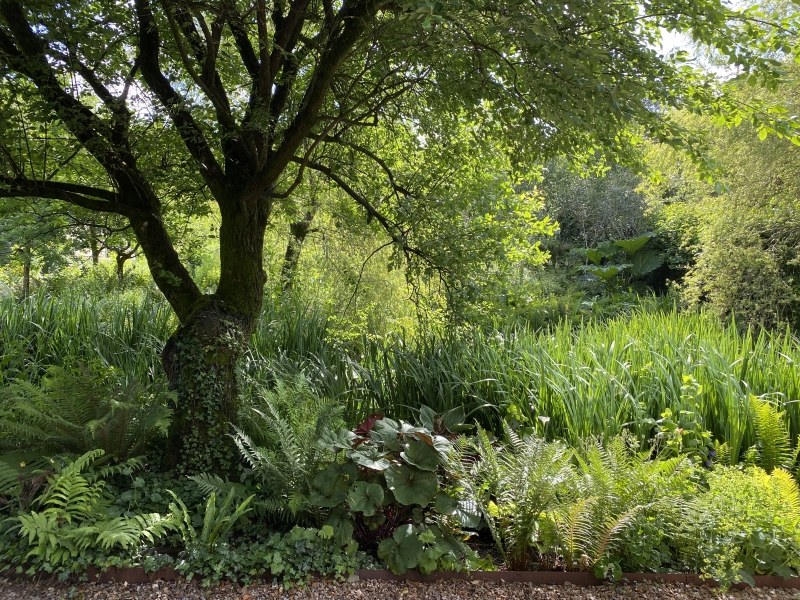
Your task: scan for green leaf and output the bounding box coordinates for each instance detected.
[441,406,466,432]
[316,428,356,452]
[310,463,350,507]
[614,234,652,255]
[453,500,482,528]
[418,405,436,431]
[347,481,384,516]
[585,248,603,265]
[584,265,626,281]
[346,445,391,470]
[434,492,458,515]
[401,438,440,471]
[384,464,438,506]
[627,249,663,276]
[325,509,355,546]
[377,524,423,574]
[371,419,401,451]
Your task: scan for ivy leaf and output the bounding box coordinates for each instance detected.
[401,438,440,471]
[384,464,438,506]
[347,481,384,516]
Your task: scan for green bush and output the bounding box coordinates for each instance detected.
[677,466,800,589]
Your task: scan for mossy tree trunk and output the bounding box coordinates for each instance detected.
[160,194,269,473]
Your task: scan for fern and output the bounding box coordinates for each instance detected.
[0,366,172,463]
[749,395,793,472]
[230,377,344,525]
[471,427,575,570]
[167,488,254,552]
[548,434,693,573]
[13,449,174,567]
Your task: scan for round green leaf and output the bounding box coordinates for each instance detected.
[384,464,438,506]
[347,481,384,516]
[377,524,423,574]
[401,438,440,471]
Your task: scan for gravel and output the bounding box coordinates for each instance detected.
[2,578,800,600]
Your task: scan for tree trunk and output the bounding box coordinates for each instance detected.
[280,211,315,292]
[159,194,269,473]
[161,300,248,473]
[115,253,127,283]
[21,248,30,299]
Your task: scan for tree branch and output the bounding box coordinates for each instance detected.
[0,176,150,218]
[134,0,226,196]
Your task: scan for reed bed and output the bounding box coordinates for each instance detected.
[2,292,798,457]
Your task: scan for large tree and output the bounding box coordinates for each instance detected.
[0,0,797,470]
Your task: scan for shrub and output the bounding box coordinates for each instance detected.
[677,465,800,589]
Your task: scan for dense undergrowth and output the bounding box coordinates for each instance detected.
[1,292,799,589]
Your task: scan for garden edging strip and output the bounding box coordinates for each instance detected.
[356,570,800,589]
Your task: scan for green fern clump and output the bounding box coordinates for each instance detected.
[224,377,345,525]
[542,434,694,577]
[748,395,797,472]
[0,364,172,465]
[10,449,174,575]
[468,426,576,571]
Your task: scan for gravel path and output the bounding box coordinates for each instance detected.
[2,578,800,600]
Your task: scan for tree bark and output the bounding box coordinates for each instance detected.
[281,211,315,292]
[160,193,269,473]
[20,247,29,299]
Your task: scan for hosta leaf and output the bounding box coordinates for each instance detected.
[347,481,384,516]
[384,464,438,506]
[401,438,440,471]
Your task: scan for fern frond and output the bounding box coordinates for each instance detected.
[770,468,800,517]
[750,395,792,472]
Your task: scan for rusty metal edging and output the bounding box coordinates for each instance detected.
[357,570,800,589]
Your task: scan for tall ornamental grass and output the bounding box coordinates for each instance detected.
[3,292,799,459]
[247,303,800,459]
[0,292,174,384]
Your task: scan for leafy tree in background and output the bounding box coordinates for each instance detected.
[0,0,798,471]
[644,60,800,330]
